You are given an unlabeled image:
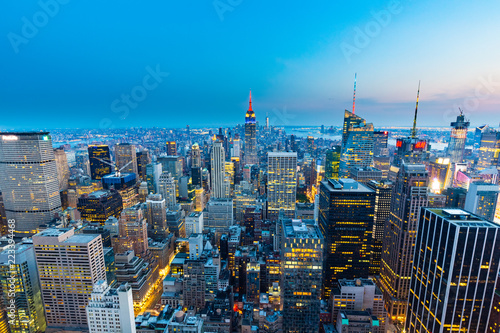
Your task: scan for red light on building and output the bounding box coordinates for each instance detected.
[384,131,388,135]
[396,140,403,148]
[414,141,426,149]
[233,304,239,312]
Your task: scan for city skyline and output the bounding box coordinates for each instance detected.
[2,1,500,130]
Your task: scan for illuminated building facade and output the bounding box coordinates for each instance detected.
[33,228,106,330]
[145,193,168,240]
[339,111,374,178]
[373,131,388,156]
[280,217,323,333]
[0,242,46,333]
[405,208,500,333]
[267,152,297,220]
[115,143,138,178]
[393,137,429,167]
[244,91,258,165]
[158,172,177,210]
[477,128,500,170]
[379,164,428,323]
[118,204,148,258]
[54,147,70,190]
[88,145,112,180]
[191,143,202,186]
[166,141,177,156]
[318,178,375,298]
[464,183,499,222]
[448,112,470,163]
[325,146,341,180]
[136,149,151,181]
[366,179,392,275]
[211,140,228,199]
[0,132,62,234]
[77,190,123,225]
[146,162,162,193]
[75,149,91,176]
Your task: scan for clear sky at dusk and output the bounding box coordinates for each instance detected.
[1,0,499,130]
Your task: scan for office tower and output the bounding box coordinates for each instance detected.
[331,278,386,331]
[444,186,467,209]
[474,124,489,149]
[232,136,241,159]
[158,172,177,210]
[146,162,162,193]
[75,149,91,176]
[280,217,323,333]
[211,140,227,199]
[88,145,112,180]
[189,233,204,259]
[325,146,341,180]
[366,179,392,275]
[166,141,177,156]
[167,208,186,238]
[185,211,203,237]
[464,183,499,222]
[379,163,428,323]
[102,173,138,209]
[427,157,451,191]
[339,111,374,178]
[115,143,138,178]
[373,130,388,156]
[244,90,258,165]
[448,111,470,163]
[477,128,500,170]
[405,208,500,333]
[349,166,383,184]
[138,181,148,202]
[0,242,46,333]
[306,136,315,155]
[183,258,207,309]
[191,143,202,186]
[77,190,123,225]
[118,204,148,257]
[0,132,62,234]
[54,147,70,190]
[373,155,390,178]
[204,198,234,236]
[33,228,106,330]
[157,155,182,180]
[86,281,136,333]
[136,149,151,181]
[145,193,168,240]
[246,261,260,303]
[267,152,298,220]
[318,179,375,297]
[195,187,205,212]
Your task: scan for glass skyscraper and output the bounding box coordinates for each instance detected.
[88,145,112,180]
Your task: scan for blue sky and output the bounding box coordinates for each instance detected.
[1,0,499,130]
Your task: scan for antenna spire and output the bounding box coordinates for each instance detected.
[352,73,357,115]
[411,81,420,138]
[248,89,253,112]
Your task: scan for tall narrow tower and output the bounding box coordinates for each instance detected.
[448,109,470,163]
[211,139,227,199]
[244,90,257,165]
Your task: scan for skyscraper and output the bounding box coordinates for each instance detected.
[267,152,297,220]
[191,143,202,187]
[379,163,428,323]
[54,147,70,190]
[477,128,500,170]
[166,141,177,156]
[75,149,91,176]
[373,130,388,156]
[0,132,62,234]
[464,183,499,222]
[211,139,227,199]
[33,228,106,330]
[325,146,341,180]
[448,111,470,163]
[77,190,123,225]
[158,172,177,210]
[118,204,148,258]
[146,162,162,193]
[145,193,168,240]
[244,90,257,165]
[280,217,323,333]
[115,143,138,178]
[318,178,375,298]
[136,149,151,181]
[339,111,374,178]
[405,208,500,333]
[88,145,112,180]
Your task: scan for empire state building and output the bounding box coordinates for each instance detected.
[244,90,257,165]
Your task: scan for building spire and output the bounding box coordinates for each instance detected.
[411,81,420,138]
[248,89,253,112]
[352,73,357,115]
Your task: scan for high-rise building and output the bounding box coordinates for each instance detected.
[54,147,70,190]
[166,141,177,156]
[0,242,46,333]
[244,90,258,165]
[306,136,315,155]
[33,228,106,330]
[280,217,323,333]
[0,132,62,234]
[86,281,136,333]
[157,155,182,180]
[477,128,500,170]
[136,149,151,181]
[183,258,206,310]
[366,179,392,275]
[77,190,123,225]
[146,162,162,194]
[379,163,428,323]
[318,178,375,297]
[211,140,227,199]
[158,172,177,210]
[474,124,489,149]
[373,131,389,156]
[75,149,91,176]
[185,211,203,237]
[88,145,112,180]
[405,208,500,333]
[203,198,234,236]
[448,111,470,163]
[325,146,341,180]
[115,143,138,178]
[339,111,374,178]
[145,193,168,240]
[267,152,297,220]
[118,204,148,258]
[464,183,499,222]
[191,143,202,187]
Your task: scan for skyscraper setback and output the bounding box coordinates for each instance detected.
[244,90,257,165]
[0,132,62,234]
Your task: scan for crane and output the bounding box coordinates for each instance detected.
[95,155,138,177]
